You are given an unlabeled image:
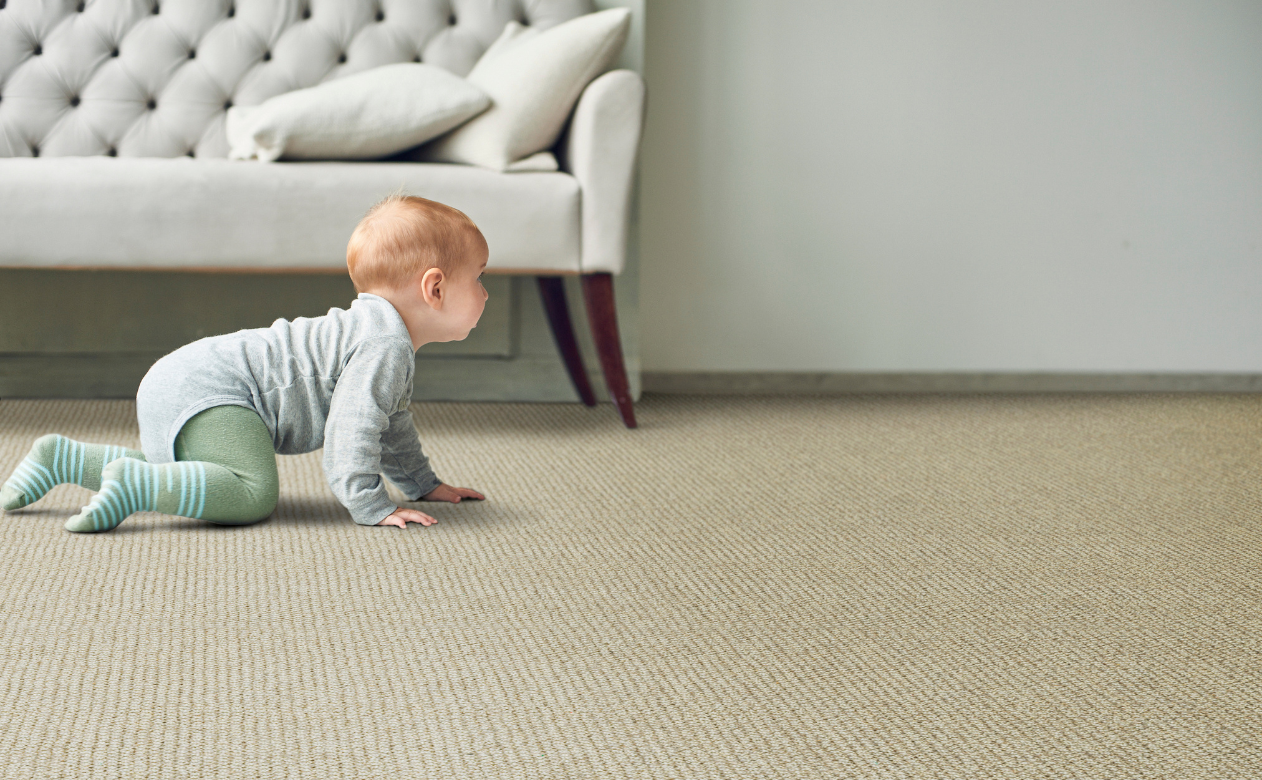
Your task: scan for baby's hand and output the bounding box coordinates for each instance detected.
[377,507,439,528]
[374,484,484,528]
[422,483,486,503]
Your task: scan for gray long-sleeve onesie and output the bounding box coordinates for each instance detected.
[135,293,440,525]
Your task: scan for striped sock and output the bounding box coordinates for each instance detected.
[65,457,211,533]
[1,434,145,511]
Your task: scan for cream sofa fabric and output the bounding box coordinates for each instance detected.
[420,8,630,171]
[0,0,589,158]
[0,0,644,276]
[225,62,489,162]
[562,68,645,276]
[0,157,580,272]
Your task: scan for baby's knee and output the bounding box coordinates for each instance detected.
[208,473,278,526]
[253,481,279,521]
[253,471,280,516]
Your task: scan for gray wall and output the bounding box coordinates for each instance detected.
[638,0,1262,373]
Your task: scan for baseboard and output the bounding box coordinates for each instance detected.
[641,371,1262,394]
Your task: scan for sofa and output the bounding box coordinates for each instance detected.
[0,0,645,427]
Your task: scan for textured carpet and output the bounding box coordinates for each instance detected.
[0,394,1258,779]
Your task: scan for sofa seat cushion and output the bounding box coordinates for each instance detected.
[0,158,580,273]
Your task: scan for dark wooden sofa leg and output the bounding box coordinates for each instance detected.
[581,272,637,429]
[537,276,597,407]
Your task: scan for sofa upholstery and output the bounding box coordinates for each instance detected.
[1,157,582,271]
[562,67,643,278]
[0,0,589,158]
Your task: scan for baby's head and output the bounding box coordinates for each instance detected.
[346,194,489,343]
[347,194,487,294]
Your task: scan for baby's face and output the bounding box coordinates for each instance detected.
[442,249,489,341]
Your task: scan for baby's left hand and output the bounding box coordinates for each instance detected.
[422,483,486,503]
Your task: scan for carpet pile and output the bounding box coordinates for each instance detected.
[0,394,1258,778]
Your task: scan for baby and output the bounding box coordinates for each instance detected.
[0,194,487,532]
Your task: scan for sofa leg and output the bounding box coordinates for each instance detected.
[581,272,637,429]
[537,276,597,407]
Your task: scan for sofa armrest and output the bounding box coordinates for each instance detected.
[560,69,647,275]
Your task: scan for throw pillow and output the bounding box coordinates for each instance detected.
[227,63,491,162]
[418,8,631,172]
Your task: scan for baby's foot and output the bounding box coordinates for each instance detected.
[0,483,28,511]
[0,484,25,509]
[3,434,143,512]
[2,434,74,510]
[64,458,155,533]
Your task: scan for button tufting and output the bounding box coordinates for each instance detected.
[107,147,116,156]
[31,146,40,157]
[186,150,194,157]
[4,0,548,159]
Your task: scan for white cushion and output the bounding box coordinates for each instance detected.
[0,158,580,273]
[419,8,631,172]
[225,63,490,162]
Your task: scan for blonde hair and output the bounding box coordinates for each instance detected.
[346,194,486,293]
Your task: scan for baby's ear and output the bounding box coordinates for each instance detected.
[420,267,446,308]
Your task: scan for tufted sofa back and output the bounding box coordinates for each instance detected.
[0,0,592,158]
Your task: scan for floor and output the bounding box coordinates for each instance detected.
[0,394,1258,779]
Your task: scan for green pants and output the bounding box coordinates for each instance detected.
[173,404,279,526]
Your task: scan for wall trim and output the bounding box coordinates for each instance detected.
[642,371,1262,394]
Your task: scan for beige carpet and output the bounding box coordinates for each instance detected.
[0,394,1258,779]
